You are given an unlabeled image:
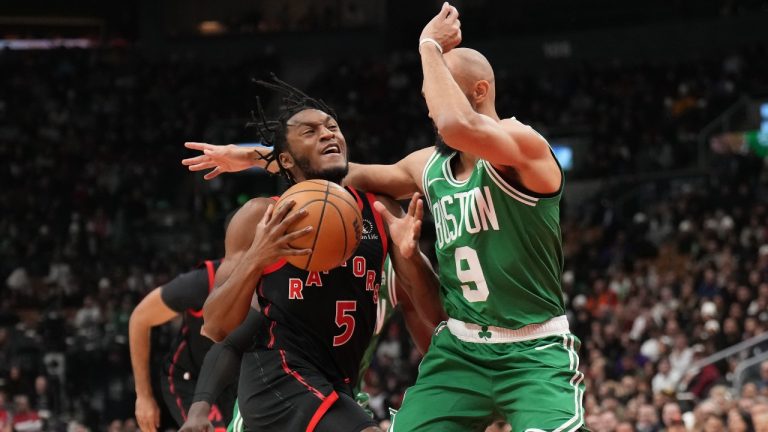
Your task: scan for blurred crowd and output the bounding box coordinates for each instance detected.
[1,42,767,430]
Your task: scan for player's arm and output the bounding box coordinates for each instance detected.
[202,198,312,342]
[182,142,432,200]
[344,147,434,199]
[128,287,180,432]
[181,305,263,431]
[375,195,446,328]
[393,273,437,354]
[419,6,556,181]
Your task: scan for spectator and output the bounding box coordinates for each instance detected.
[10,395,42,432]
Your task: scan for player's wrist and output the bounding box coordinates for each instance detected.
[187,401,211,417]
[419,37,443,54]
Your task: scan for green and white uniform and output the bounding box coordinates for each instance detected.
[228,257,400,431]
[390,150,586,432]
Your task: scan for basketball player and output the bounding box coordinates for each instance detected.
[178,256,433,432]
[199,78,442,432]
[129,260,235,432]
[182,4,585,429]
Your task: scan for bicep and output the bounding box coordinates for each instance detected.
[443,115,549,168]
[344,163,417,199]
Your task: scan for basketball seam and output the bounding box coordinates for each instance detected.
[324,202,347,267]
[306,182,330,270]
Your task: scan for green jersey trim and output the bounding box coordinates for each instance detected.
[421,149,441,208]
[481,160,542,206]
[441,153,473,187]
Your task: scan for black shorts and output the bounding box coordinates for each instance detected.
[238,348,377,432]
[159,371,235,428]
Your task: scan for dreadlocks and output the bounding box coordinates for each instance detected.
[247,74,338,184]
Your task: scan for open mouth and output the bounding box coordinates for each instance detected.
[322,144,341,155]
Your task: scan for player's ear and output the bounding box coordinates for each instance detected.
[278,151,295,170]
[474,80,490,103]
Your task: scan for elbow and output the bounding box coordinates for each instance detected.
[434,114,477,147]
[201,322,226,343]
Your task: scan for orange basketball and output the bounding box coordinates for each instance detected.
[275,180,363,272]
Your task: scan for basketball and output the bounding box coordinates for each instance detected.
[275,179,363,272]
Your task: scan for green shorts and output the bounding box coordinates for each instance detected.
[227,401,243,432]
[390,322,587,432]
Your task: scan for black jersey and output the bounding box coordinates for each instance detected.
[160,260,221,380]
[254,187,388,390]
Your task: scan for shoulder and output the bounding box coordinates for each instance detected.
[228,198,273,229]
[224,197,274,249]
[402,146,437,166]
[500,117,551,157]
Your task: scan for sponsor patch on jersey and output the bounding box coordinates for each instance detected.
[362,219,379,240]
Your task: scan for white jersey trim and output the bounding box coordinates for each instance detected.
[446,315,569,343]
[421,150,441,209]
[481,160,540,207]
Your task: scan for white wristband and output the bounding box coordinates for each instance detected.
[419,38,443,54]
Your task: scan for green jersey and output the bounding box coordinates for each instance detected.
[422,150,565,329]
[355,255,398,392]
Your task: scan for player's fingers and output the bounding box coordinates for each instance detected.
[185,142,211,151]
[182,154,209,166]
[412,220,423,242]
[415,197,424,222]
[281,225,313,243]
[277,207,308,230]
[440,2,450,15]
[261,204,275,225]
[188,161,217,172]
[271,200,296,224]
[283,247,312,256]
[203,167,223,180]
[450,6,459,20]
[407,193,421,217]
[372,201,395,225]
[153,409,160,428]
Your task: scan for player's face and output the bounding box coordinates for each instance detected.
[283,109,349,184]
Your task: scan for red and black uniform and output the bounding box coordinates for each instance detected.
[239,188,387,432]
[159,260,235,428]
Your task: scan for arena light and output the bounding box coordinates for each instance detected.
[198,20,226,35]
[0,38,95,50]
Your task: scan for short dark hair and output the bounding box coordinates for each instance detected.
[248,74,338,184]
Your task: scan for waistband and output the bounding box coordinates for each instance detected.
[446,315,570,343]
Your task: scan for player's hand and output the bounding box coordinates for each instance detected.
[419,2,462,54]
[179,402,214,432]
[183,142,279,179]
[247,200,313,266]
[135,395,160,432]
[374,193,423,259]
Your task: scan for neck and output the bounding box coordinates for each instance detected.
[477,102,499,121]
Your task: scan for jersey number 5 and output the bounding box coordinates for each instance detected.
[333,301,356,346]
[455,246,489,302]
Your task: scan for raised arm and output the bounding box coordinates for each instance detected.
[128,288,179,432]
[419,4,559,193]
[182,142,432,199]
[202,199,312,341]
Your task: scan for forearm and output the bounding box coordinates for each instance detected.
[390,252,445,327]
[193,308,261,404]
[128,319,154,398]
[420,46,476,135]
[399,291,435,354]
[203,256,265,341]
